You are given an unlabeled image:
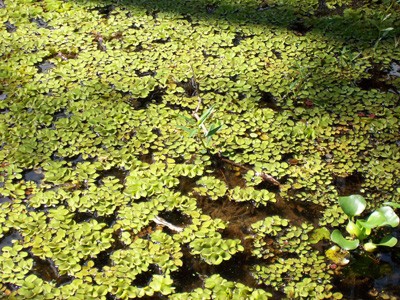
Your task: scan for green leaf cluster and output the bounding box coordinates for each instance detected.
[330,195,399,251]
[190,231,244,265]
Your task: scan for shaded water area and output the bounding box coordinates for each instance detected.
[0,0,399,298]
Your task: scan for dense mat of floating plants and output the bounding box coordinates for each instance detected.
[0,0,399,298]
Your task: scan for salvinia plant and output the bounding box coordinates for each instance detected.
[331,195,399,252]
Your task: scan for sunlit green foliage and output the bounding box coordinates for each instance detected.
[0,0,399,298]
[330,195,399,252]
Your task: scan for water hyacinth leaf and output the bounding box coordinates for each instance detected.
[358,206,400,229]
[377,235,398,247]
[346,221,362,238]
[331,229,359,250]
[346,221,369,240]
[338,195,366,217]
[383,202,400,209]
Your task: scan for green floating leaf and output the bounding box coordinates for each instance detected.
[347,221,370,240]
[338,195,366,217]
[377,235,398,247]
[363,242,377,252]
[176,125,191,133]
[358,206,400,229]
[383,202,400,209]
[331,229,359,250]
[178,114,196,125]
[325,245,350,265]
[363,236,396,253]
[309,227,330,244]
[189,129,199,138]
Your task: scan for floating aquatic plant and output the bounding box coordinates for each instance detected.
[0,0,399,298]
[330,195,399,252]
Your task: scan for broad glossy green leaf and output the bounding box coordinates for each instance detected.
[345,220,369,240]
[338,195,366,217]
[364,236,397,252]
[377,235,398,247]
[358,206,399,229]
[331,229,359,250]
[383,202,400,209]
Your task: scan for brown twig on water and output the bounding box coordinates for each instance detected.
[219,156,281,186]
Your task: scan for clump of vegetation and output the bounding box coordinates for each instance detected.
[330,195,399,252]
[178,105,223,148]
[0,0,399,298]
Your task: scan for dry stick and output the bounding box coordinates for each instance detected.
[189,65,280,187]
[153,216,183,232]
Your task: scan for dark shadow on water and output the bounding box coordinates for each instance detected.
[257,91,282,112]
[158,209,192,228]
[176,175,201,195]
[73,211,95,223]
[23,168,45,185]
[96,167,128,186]
[69,0,399,50]
[131,264,161,287]
[333,171,364,196]
[357,64,399,93]
[170,245,204,293]
[215,252,257,286]
[31,256,59,282]
[0,230,22,255]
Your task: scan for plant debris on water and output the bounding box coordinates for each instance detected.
[0,0,399,299]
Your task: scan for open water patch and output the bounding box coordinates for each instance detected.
[23,169,44,185]
[334,251,399,299]
[97,167,128,186]
[357,65,398,93]
[0,230,22,255]
[30,255,59,282]
[333,172,364,196]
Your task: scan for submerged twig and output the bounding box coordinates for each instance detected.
[219,156,281,186]
[153,216,184,232]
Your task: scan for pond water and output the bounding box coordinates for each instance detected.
[0,0,399,298]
